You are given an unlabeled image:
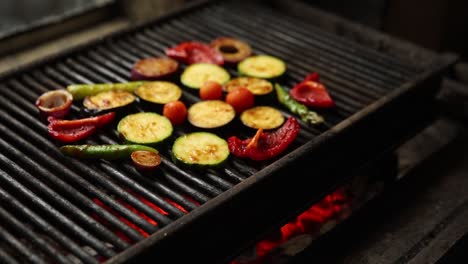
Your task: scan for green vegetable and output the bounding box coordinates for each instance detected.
[172,132,230,168]
[180,63,230,89]
[117,112,173,145]
[238,55,286,79]
[60,144,158,160]
[275,83,324,125]
[67,82,145,100]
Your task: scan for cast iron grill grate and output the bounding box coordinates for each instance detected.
[0,1,454,263]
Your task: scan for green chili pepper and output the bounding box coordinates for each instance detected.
[67,82,145,100]
[275,83,324,125]
[60,144,158,160]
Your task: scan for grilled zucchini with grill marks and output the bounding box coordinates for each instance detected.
[240,106,285,130]
[172,132,229,168]
[181,63,230,89]
[187,100,235,129]
[223,77,273,96]
[238,55,286,79]
[83,90,136,112]
[117,112,173,145]
[134,81,182,104]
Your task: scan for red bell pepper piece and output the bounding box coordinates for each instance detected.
[165,41,224,65]
[47,112,115,143]
[227,117,300,161]
[290,72,334,108]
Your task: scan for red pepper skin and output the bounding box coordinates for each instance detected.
[47,112,115,129]
[48,125,97,143]
[47,112,115,143]
[165,41,224,65]
[289,81,335,108]
[303,72,320,82]
[227,117,300,161]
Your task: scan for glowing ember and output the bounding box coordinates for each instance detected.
[233,187,352,264]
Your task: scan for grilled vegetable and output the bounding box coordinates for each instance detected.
[47,112,115,143]
[35,89,73,118]
[60,144,158,160]
[227,117,299,161]
[181,63,230,89]
[187,100,235,129]
[238,55,286,79]
[67,82,144,100]
[172,132,229,167]
[210,37,252,64]
[165,41,224,65]
[290,81,334,108]
[131,57,179,81]
[83,90,136,111]
[117,112,173,145]
[223,77,273,96]
[131,150,162,171]
[240,106,284,130]
[134,81,182,105]
[199,81,223,100]
[225,87,255,114]
[163,100,187,126]
[275,84,324,125]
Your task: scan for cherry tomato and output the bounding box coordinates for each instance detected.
[225,87,254,113]
[163,101,187,125]
[199,81,223,100]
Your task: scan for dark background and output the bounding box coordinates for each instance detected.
[1,0,468,60]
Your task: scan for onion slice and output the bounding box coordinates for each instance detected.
[131,150,161,172]
[35,89,73,118]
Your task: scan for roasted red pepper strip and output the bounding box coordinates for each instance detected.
[290,72,334,108]
[47,112,115,143]
[227,117,300,161]
[165,41,224,65]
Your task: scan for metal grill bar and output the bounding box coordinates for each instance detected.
[0,166,116,258]
[0,136,130,251]
[234,3,420,75]
[0,0,453,263]
[0,206,71,264]
[0,247,20,264]
[0,185,98,263]
[0,110,145,243]
[0,223,47,264]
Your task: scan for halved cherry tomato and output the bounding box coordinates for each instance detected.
[199,81,223,100]
[165,41,224,65]
[163,100,187,125]
[225,87,254,113]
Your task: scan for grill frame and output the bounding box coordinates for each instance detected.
[0,0,458,263]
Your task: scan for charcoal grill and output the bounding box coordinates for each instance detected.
[0,0,457,263]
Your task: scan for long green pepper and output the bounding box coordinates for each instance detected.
[275,84,324,125]
[60,144,158,160]
[67,82,146,100]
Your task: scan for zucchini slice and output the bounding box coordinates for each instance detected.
[238,55,286,79]
[117,112,173,145]
[134,81,182,104]
[223,77,273,96]
[172,132,229,167]
[181,63,230,89]
[83,90,136,111]
[240,106,285,130]
[187,100,235,129]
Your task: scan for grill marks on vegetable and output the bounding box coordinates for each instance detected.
[3,1,422,261]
